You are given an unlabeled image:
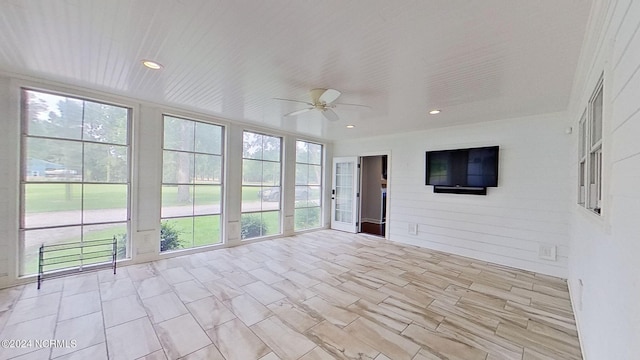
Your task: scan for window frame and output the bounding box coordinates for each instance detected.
[160,114,225,252]
[577,76,604,215]
[241,130,283,240]
[294,140,324,232]
[19,87,133,276]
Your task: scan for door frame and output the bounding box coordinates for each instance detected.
[358,151,390,239]
[330,151,391,238]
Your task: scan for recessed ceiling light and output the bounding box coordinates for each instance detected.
[142,60,163,70]
[346,125,355,128]
[429,109,441,115]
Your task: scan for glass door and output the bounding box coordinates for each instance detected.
[331,157,359,232]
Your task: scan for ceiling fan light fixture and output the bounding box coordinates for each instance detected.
[142,60,163,70]
[429,109,441,115]
[276,88,368,122]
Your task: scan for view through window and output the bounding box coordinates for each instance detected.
[20,89,130,275]
[241,131,282,239]
[295,140,323,231]
[161,115,224,252]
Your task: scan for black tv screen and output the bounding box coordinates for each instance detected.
[425,146,499,187]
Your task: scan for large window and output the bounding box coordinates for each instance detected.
[20,89,130,276]
[295,140,323,231]
[161,115,223,252]
[578,77,603,214]
[241,131,282,239]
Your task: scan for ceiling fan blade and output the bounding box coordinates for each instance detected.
[334,102,371,110]
[284,108,313,117]
[319,89,341,104]
[273,98,313,106]
[322,108,339,122]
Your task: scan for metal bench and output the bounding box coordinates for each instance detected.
[37,237,117,289]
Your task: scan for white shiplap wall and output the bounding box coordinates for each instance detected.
[334,113,573,277]
[567,0,640,359]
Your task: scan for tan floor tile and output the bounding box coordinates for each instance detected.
[270,279,316,302]
[135,276,173,300]
[248,268,285,284]
[223,294,272,326]
[401,324,487,360]
[103,294,147,328]
[62,274,99,297]
[202,278,244,301]
[348,298,413,332]
[138,349,168,360]
[0,230,582,360]
[298,347,336,360]
[251,316,316,359]
[267,299,320,333]
[59,290,101,321]
[311,282,359,306]
[160,267,194,285]
[0,315,57,359]
[187,267,222,283]
[105,317,162,360]
[51,311,105,358]
[172,280,212,303]
[306,320,379,360]
[242,281,286,305]
[180,344,224,360]
[19,280,61,300]
[303,296,359,328]
[142,292,189,324]
[207,318,270,360]
[154,314,212,360]
[6,292,60,325]
[186,296,236,330]
[345,317,421,360]
[99,278,137,301]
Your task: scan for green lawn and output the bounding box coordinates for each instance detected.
[23,184,220,213]
[22,224,128,276]
[25,183,270,213]
[161,216,222,251]
[22,183,283,274]
[25,183,127,213]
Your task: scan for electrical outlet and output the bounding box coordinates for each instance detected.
[408,223,418,235]
[538,244,557,261]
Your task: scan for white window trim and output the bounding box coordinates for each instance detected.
[18,86,134,276]
[578,76,604,216]
[294,140,324,232]
[241,130,284,240]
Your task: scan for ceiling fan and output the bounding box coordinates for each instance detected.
[275,88,369,122]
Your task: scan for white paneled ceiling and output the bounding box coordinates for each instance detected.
[0,0,591,140]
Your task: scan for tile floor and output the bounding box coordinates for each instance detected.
[0,230,582,360]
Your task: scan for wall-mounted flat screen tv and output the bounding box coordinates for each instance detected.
[425,146,499,188]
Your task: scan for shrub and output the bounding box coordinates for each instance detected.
[241,214,268,239]
[115,222,183,255]
[160,221,183,252]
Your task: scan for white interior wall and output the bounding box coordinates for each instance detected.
[334,113,573,278]
[0,76,332,289]
[567,0,640,359]
[0,76,16,289]
[360,156,383,224]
